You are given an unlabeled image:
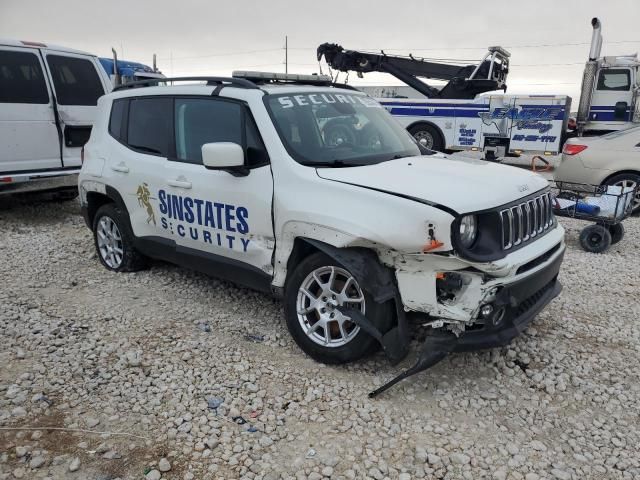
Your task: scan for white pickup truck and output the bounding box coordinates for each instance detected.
[0,39,112,196]
[78,72,565,394]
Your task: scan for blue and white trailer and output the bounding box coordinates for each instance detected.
[369,93,571,157]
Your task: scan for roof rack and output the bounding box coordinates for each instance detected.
[112,76,259,92]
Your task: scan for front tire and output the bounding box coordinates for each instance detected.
[284,252,392,364]
[93,204,147,272]
[579,224,612,253]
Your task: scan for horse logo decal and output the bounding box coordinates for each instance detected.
[136,183,156,225]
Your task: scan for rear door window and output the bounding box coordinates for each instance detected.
[127,97,172,157]
[46,54,105,105]
[0,50,49,104]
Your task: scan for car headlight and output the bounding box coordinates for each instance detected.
[459,214,478,248]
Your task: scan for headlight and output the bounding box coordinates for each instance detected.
[459,214,478,248]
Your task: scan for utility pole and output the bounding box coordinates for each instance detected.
[285,36,288,74]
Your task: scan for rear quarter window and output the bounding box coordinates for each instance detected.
[109,99,128,142]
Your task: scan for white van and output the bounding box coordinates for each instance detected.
[0,40,111,196]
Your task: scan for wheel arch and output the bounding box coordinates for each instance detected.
[85,185,130,228]
[601,169,640,185]
[285,238,394,300]
[285,237,321,287]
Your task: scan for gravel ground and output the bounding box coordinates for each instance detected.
[1,193,639,480]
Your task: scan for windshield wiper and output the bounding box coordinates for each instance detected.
[304,159,359,168]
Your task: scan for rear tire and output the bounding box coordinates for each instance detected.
[408,123,444,152]
[93,203,147,272]
[604,173,640,214]
[579,224,612,253]
[284,252,393,364]
[608,223,625,245]
[322,119,357,147]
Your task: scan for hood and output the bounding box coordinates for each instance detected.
[316,154,549,214]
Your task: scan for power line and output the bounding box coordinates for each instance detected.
[293,40,640,52]
[157,48,281,61]
[511,62,584,67]
[508,82,578,85]
[157,39,640,64]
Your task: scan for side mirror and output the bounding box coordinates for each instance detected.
[201,142,245,169]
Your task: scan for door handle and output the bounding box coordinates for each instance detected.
[111,162,129,173]
[167,179,192,189]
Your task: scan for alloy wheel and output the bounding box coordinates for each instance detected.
[96,216,124,268]
[612,178,640,211]
[295,266,365,347]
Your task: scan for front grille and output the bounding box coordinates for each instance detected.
[516,242,562,275]
[500,191,554,250]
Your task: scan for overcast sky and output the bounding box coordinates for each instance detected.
[2,0,639,101]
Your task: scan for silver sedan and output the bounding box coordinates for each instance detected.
[554,126,640,212]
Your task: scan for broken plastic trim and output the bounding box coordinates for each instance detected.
[338,307,409,363]
[370,274,562,397]
[369,332,457,398]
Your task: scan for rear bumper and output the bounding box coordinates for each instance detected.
[455,247,563,351]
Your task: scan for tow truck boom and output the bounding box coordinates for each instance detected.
[317,43,511,100]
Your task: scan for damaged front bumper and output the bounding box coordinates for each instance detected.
[303,236,564,396]
[369,247,564,396]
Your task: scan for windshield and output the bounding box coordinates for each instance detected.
[265,91,422,166]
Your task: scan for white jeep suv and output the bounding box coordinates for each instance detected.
[79,73,565,394]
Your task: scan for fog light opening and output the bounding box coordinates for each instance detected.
[480,304,493,318]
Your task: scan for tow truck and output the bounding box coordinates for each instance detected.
[318,18,640,157]
[99,48,165,87]
[575,18,640,135]
[318,43,570,159]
